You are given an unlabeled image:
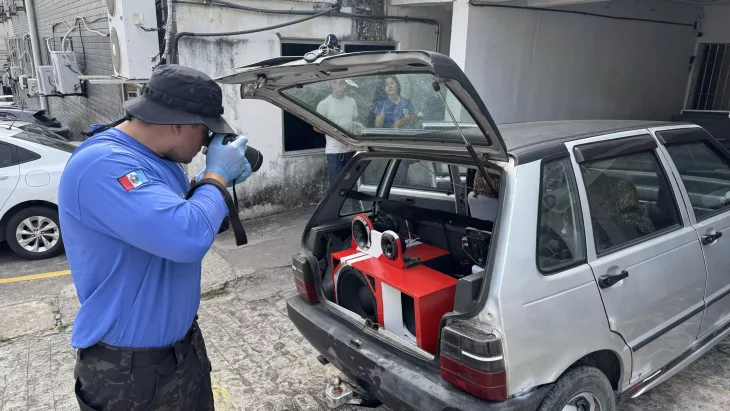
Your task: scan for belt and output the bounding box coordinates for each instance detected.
[78,322,196,369]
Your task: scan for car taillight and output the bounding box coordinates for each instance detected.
[292,252,318,303]
[440,321,506,401]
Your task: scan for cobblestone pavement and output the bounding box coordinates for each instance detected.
[1,208,730,410]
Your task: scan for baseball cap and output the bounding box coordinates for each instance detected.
[122,64,234,134]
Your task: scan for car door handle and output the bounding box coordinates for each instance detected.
[0,175,7,181]
[400,197,414,204]
[702,232,723,245]
[598,270,629,289]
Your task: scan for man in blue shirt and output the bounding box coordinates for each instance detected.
[59,64,253,411]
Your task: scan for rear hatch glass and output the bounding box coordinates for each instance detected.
[280,73,485,145]
[216,50,507,160]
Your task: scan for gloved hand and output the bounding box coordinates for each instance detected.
[196,162,252,187]
[202,133,253,185]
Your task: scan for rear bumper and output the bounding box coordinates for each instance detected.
[286,296,551,411]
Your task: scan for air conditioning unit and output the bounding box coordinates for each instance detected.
[107,0,160,79]
[36,65,55,95]
[50,51,81,94]
[18,74,27,89]
[27,78,38,96]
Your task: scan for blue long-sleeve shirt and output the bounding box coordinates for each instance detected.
[58,128,228,349]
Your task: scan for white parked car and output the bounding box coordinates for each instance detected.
[0,95,15,107]
[0,124,75,259]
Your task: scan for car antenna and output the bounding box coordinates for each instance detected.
[8,100,26,131]
[432,79,498,194]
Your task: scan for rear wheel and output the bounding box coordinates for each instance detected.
[538,366,616,411]
[5,206,64,260]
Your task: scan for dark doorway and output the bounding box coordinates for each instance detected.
[281,42,326,152]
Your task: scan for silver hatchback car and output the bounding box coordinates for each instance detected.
[218,49,730,411]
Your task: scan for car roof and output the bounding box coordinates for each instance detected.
[498,119,686,164]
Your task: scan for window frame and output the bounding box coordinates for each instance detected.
[573,135,685,258]
[536,153,588,275]
[656,126,730,223]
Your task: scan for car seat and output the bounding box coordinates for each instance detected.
[588,176,655,251]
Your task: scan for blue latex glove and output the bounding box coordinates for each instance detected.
[202,133,253,185]
[196,162,252,187]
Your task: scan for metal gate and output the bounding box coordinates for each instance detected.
[689,44,730,111]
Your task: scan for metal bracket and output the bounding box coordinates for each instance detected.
[42,80,88,99]
[324,376,381,409]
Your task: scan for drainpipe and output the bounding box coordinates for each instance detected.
[24,0,48,111]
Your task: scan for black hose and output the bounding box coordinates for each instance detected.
[210,0,336,15]
[175,0,440,32]
[468,0,696,28]
[170,2,341,63]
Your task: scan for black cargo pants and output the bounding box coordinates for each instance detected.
[73,319,215,411]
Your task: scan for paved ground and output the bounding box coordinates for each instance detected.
[0,207,729,410]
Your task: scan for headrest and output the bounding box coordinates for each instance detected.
[613,180,640,213]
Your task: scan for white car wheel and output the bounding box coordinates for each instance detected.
[6,206,64,260]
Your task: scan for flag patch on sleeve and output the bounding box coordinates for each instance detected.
[118,169,149,191]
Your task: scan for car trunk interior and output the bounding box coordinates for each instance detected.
[302,155,502,356]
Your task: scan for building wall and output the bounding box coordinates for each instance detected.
[698,5,730,44]
[176,0,452,218]
[453,0,701,124]
[1,0,452,217]
[5,0,125,137]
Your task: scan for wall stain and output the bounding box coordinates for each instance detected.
[233,153,329,220]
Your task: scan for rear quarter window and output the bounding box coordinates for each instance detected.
[537,156,586,273]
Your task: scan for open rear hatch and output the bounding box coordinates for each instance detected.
[217,44,504,353]
[216,48,508,161]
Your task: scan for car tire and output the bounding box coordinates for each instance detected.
[5,206,64,260]
[537,365,616,411]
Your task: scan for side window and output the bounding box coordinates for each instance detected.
[0,144,13,168]
[537,157,586,272]
[16,146,41,164]
[664,141,730,219]
[580,150,680,254]
[392,160,450,192]
[340,158,389,216]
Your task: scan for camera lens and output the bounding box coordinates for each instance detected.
[245,146,263,172]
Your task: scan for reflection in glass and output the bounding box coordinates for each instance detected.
[281,73,483,143]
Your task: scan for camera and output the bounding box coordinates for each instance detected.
[206,133,264,172]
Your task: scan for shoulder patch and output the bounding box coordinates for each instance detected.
[117,169,149,191]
